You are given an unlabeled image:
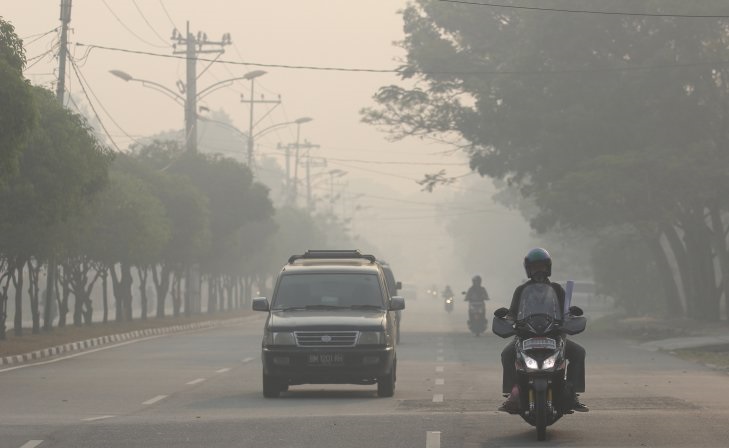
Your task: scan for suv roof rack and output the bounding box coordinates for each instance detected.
[288,249,376,264]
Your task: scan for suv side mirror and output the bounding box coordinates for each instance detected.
[252,297,270,312]
[568,305,584,317]
[494,307,510,318]
[389,296,405,311]
[396,281,402,290]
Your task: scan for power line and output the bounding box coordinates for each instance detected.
[437,0,729,18]
[324,157,466,166]
[158,0,179,30]
[73,42,729,76]
[22,27,60,46]
[132,0,170,46]
[101,0,168,49]
[68,57,123,152]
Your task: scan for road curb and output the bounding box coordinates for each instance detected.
[640,335,729,352]
[0,316,253,367]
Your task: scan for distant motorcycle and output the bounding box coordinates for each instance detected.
[444,296,454,313]
[467,301,487,336]
[492,283,586,441]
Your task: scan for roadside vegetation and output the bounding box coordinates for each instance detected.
[0,18,355,346]
[363,0,729,322]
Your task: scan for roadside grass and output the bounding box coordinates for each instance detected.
[673,345,729,370]
[0,309,253,357]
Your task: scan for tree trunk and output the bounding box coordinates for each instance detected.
[153,264,171,319]
[184,265,192,318]
[709,204,729,320]
[102,268,109,324]
[172,271,181,317]
[12,258,26,336]
[29,261,42,334]
[137,266,149,321]
[0,268,12,340]
[57,265,70,328]
[43,258,57,332]
[663,224,694,317]
[110,263,134,322]
[646,234,684,316]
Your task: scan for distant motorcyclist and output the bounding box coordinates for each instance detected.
[464,276,489,303]
[442,285,454,300]
[498,248,588,413]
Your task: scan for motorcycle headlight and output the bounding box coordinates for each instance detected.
[358,331,384,345]
[264,331,296,346]
[523,354,539,370]
[542,354,558,370]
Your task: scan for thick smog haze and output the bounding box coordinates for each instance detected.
[4,0,535,299]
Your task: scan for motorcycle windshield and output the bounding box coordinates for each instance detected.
[517,283,562,321]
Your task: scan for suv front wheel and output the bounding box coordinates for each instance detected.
[262,372,284,398]
[377,365,396,397]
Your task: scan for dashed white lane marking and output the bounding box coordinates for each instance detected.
[142,395,168,405]
[216,368,231,373]
[426,431,441,448]
[81,415,115,422]
[19,441,43,448]
[436,356,444,362]
[437,341,444,347]
[436,348,444,354]
[186,378,206,385]
[432,393,444,403]
[435,366,444,373]
[242,357,254,363]
[435,378,445,385]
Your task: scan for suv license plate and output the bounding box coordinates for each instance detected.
[308,353,344,366]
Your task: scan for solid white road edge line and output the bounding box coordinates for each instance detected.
[186,378,206,385]
[142,395,168,405]
[437,348,444,354]
[426,431,441,448]
[81,415,115,422]
[435,378,445,385]
[0,336,163,374]
[436,356,444,362]
[432,394,444,403]
[215,368,231,373]
[435,366,444,373]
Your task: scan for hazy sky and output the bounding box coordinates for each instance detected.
[5,0,534,296]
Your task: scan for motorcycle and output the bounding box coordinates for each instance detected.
[467,301,487,336]
[492,283,586,441]
[444,296,454,313]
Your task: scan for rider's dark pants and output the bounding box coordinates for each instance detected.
[501,339,586,393]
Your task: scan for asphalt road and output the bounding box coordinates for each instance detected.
[1,297,728,448]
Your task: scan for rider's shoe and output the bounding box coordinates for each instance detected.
[572,396,589,412]
[497,397,520,414]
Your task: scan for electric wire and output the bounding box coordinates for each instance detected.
[159,0,180,30]
[73,42,729,76]
[68,57,125,152]
[100,0,168,49]
[21,27,60,46]
[132,0,171,47]
[437,0,729,18]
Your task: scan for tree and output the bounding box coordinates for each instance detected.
[0,17,35,186]
[363,0,729,319]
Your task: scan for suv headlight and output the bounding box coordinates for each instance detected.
[264,331,296,346]
[357,331,384,346]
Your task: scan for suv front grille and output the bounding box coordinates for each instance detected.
[295,331,359,347]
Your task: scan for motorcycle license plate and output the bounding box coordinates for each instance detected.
[308,353,344,366]
[523,337,557,350]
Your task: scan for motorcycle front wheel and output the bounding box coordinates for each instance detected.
[535,388,547,441]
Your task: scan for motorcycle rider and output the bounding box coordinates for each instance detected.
[442,285,454,300]
[464,275,489,303]
[498,248,588,413]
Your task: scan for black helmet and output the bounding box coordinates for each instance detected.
[524,248,552,279]
[472,275,482,286]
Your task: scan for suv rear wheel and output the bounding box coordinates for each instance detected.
[263,372,283,398]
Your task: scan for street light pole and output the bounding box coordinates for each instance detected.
[240,70,279,169]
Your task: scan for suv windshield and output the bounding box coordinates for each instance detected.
[272,273,385,310]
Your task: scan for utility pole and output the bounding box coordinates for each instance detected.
[303,143,323,211]
[44,0,72,331]
[171,22,231,154]
[240,72,280,169]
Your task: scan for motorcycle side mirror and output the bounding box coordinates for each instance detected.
[461,291,466,295]
[568,305,584,317]
[494,307,509,318]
